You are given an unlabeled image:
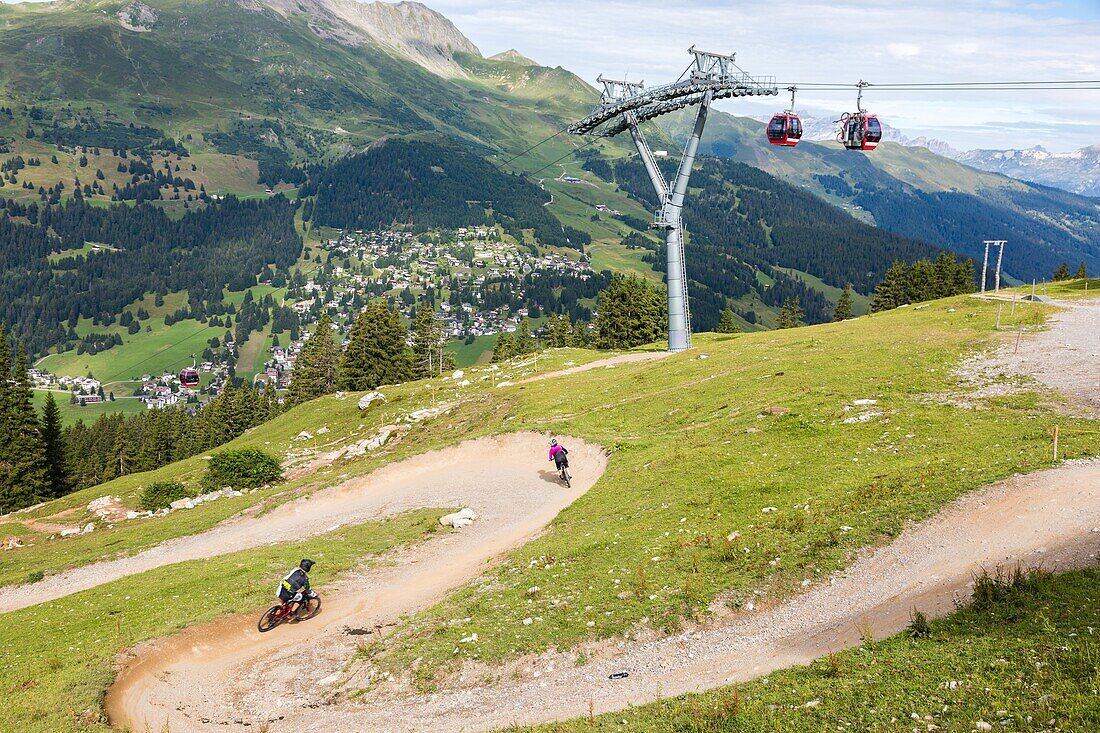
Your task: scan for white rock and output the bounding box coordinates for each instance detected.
[60,528,80,537]
[851,399,878,406]
[842,411,884,424]
[522,617,533,625]
[452,370,465,379]
[698,354,710,360]
[726,531,740,542]
[975,723,992,731]
[357,391,386,410]
[317,426,330,435]
[458,380,472,387]
[761,506,778,513]
[169,497,196,510]
[295,430,314,441]
[439,508,478,529]
[459,633,478,643]
[81,522,95,534]
[496,381,513,388]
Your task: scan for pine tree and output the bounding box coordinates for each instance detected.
[776,296,804,329]
[41,392,70,499]
[411,304,449,378]
[1053,262,1071,281]
[339,301,414,391]
[491,332,516,363]
[0,344,48,512]
[871,262,909,312]
[595,273,666,349]
[513,318,535,356]
[288,314,339,405]
[1076,262,1088,280]
[716,305,740,333]
[833,284,854,322]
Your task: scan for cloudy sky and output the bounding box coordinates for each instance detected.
[427,0,1100,152]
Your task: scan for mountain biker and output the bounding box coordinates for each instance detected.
[277,559,317,617]
[548,438,569,473]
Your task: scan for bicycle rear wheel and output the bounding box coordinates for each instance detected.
[562,468,571,488]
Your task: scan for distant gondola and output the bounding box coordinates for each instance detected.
[766,87,803,147]
[180,367,200,388]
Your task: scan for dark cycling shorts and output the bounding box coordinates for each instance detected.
[554,456,569,470]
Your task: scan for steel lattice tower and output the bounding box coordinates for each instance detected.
[569,48,777,351]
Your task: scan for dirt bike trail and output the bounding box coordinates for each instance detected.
[111,300,1100,731]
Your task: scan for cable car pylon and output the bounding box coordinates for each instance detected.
[568,47,777,352]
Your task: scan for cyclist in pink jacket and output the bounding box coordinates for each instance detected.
[548,438,569,470]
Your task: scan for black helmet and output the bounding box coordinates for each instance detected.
[550,438,558,446]
[300,559,315,572]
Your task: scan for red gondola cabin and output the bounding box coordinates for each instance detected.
[180,367,200,388]
[840,113,882,151]
[766,113,803,147]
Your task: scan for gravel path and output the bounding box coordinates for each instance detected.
[981,297,1100,415]
[105,306,1100,732]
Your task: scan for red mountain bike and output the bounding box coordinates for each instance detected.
[257,594,321,632]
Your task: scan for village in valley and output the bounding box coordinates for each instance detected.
[33,224,601,415]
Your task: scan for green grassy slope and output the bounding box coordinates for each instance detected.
[2,509,444,732]
[2,295,1098,730]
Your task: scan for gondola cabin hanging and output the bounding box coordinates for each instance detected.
[766,86,803,147]
[179,367,200,388]
[838,81,882,151]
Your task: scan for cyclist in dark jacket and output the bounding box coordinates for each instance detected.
[277,558,317,615]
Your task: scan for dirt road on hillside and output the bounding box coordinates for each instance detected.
[105,299,1100,732]
[981,296,1100,415]
[1,434,606,615]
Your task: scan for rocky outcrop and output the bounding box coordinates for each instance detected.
[244,0,481,78]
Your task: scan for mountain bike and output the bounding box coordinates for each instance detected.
[557,462,571,488]
[257,593,321,632]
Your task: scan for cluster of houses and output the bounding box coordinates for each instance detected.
[314,227,592,341]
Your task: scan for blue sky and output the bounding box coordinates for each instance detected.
[426,0,1100,152]
[5,0,1098,151]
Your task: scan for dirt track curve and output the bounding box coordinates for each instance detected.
[105,302,1100,732]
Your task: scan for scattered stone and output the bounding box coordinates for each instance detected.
[852,399,878,406]
[316,426,330,435]
[439,508,477,529]
[726,530,740,542]
[763,406,789,415]
[745,426,761,433]
[802,699,821,708]
[2,536,24,550]
[357,391,386,410]
[761,506,778,513]
[496,381,513,388]
[698,354,710,360]
[81,522,95,534]
[522,617,533,625]
[295,431,314,441]
[975,723,992,731]
[458,633,478,643]
[452,370,465,379]
[170,497,196,511]
[843,411,884,424]
[60,527,81,537]
[458,380,472,387]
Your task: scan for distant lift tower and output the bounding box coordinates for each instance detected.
[568,48,777,351]
[981,240,1007,293]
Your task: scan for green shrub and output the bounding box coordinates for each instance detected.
[201,447,283,491]
[25,570,44,584]
[139,481,195,511]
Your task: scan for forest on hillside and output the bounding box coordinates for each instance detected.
[600,155,943,327]
[0,195,301,356]
[301,140,591,250]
